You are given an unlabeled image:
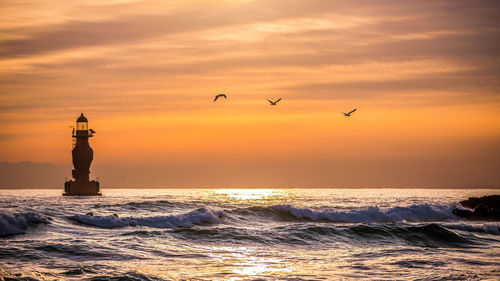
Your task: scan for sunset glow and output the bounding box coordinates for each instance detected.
[1,0,499,188]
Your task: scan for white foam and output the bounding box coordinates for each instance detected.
[0,212,50,237]
[271,204,455,223]
[444,223,500,235]
[70,208,222,228]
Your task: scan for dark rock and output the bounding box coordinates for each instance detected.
[453,195,500,221]
[459,195,500,210]
[452,208,473,219]
[473,204,489,216]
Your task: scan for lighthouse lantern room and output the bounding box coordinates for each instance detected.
[76,114,88,132]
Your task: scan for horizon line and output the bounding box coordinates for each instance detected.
[1,186,499,190]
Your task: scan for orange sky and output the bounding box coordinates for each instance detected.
[0,0,499,187]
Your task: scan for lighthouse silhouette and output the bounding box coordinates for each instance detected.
[63,113,101,196]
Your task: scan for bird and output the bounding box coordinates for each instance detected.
[89,128,96,134]
[342,108,357,117]
[214,94,227,102]
[267,98,281,105]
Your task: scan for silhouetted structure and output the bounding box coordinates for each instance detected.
[63,113,101,196]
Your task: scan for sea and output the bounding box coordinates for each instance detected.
[0,188,499,280]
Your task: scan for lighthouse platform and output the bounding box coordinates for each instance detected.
[63,180,101,196]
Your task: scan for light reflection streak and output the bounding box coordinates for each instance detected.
[196,245,295,279]
[213,188,283,200]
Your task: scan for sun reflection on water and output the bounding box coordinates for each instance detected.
[231,255,294,277]
[213,188,283,201]
[197,245,295,280]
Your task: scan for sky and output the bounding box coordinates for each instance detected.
[0,0,499,188]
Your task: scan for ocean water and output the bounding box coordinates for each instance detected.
[0,188,499,280]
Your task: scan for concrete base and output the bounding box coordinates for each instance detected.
[63,180,101,196]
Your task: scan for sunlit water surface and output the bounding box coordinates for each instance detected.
[1,188,499,280]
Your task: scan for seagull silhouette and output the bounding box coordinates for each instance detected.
[342,108,357,117]
[214,94,227,102]
[267,98,281,105]
[89,128,96,134]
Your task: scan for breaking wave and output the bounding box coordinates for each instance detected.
[69,208,222,229]
[267,204,456,223]
[0,212,50,237]
[443,223,500,235]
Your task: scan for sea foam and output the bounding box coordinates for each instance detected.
[0,212,50,237]
[444,223,500,235]
[270,204,455,223]
[69,208,222,228]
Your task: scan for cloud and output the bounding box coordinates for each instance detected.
[1,0,498,59]
[0,0,346,58]
[285,69,500,100]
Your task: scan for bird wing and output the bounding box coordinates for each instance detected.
[275,98,282,103]
[214,94,226,102]
[348,108,357,114]
[267,99,273,104]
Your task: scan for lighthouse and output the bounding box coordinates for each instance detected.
[63,113,101,196]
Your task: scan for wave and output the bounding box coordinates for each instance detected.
[443,223,500,235]
[88,271,167,281]
[69,208,222,229]
[0,212,50,237]
[267,204,455,223]
[165,223,479,248]
[92,199,185,210]
[0,268,159,281]
[62,266,97,276]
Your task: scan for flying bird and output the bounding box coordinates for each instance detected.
[267,98,282,105]
[342,109,357,117]
[214,94,227,102]
[89,129,96,134]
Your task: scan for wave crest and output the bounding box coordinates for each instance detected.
[444,223,500,235]
[0,212,50,237]
[270,204,455,223]
[69,208,222,228]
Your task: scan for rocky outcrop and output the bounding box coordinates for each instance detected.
[453,195,500,221]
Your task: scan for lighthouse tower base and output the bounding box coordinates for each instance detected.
[63,180,101,196]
